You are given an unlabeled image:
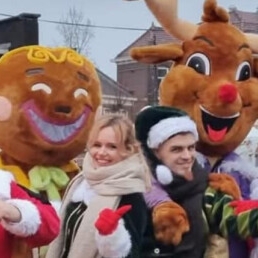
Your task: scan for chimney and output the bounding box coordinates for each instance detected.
[0,13,41,50]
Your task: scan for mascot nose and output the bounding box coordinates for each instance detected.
[218,84,238,104]
[54,105,72,114]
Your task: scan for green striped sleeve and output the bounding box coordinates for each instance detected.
[204,187,258,239]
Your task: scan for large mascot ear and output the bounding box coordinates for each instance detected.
[143,0,197,41]
[142,0,258,53]
[130,43,183,64]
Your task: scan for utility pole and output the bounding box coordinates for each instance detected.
[147,23,159,105]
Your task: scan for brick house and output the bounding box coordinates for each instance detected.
[114,23,178,116]
[97,68,136,119]
[113,8,258,117]
[229,6,258,32]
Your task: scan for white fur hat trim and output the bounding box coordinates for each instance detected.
[156,165,173,185]
[147,116,198,149]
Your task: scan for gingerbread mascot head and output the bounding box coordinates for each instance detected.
[0,45,102,199]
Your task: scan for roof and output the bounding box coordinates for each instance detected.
[114,9,258,61]
[114,24,180,61]
[97,68,133,98]
[0,13,41,24]
[229,8,258,32]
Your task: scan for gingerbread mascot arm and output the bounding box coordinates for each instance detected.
[0,170,59,258]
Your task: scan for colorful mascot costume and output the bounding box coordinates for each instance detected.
[129,0,258,257]
[0,45,102,257]
[0,45,101,200]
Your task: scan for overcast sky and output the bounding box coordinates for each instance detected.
[1,0,258,79]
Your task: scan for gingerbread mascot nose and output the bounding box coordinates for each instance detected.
[218,84,238,104]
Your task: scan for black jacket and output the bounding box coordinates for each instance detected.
[120,193,148,258]
[62,192,148,258]
[141,162,208,258]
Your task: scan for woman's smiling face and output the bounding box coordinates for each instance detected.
[89,126,125,168]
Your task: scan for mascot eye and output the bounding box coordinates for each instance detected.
[235,61,251,81]
[31,83,52,94]
[74,88,89,98]
[186,53,210,75]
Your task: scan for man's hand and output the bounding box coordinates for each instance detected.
[152,201,189,245]
[208,173,241,200]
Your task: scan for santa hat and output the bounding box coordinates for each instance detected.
[135,106,198,185]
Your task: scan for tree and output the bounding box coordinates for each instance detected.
[57,6,94,56]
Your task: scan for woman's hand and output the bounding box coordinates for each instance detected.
[0,199,21,223]
[95,205,132,235]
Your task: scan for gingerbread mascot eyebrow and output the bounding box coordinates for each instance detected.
[129,0,258,257]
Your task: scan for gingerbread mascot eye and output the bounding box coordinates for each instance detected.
[31,83,52,94]
[186,53,210,76]
[235,61,251,81]
[74,88,89,98]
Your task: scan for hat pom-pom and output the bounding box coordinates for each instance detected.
[156,165,173,185]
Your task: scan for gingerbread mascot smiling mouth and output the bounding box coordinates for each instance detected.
[129,0,258,257]
[0,45,102,201]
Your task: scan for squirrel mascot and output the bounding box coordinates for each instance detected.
[127,0,258,257]
[0,45,102,257]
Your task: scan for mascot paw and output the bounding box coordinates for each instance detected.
[152,201,189,245]
[208,173,241,200]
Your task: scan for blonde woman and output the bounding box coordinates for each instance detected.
[47,114,151,258]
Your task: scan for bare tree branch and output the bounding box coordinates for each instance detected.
[57,6,94,56]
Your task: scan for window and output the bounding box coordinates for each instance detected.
[102,107,127,116]
[157,66,169,85]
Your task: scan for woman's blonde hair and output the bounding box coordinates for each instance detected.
[87,114,140,157]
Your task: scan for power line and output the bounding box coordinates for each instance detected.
[41,18,148,31]
[0,12,148,31]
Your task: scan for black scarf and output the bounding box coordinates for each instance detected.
[161,161,208,258]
